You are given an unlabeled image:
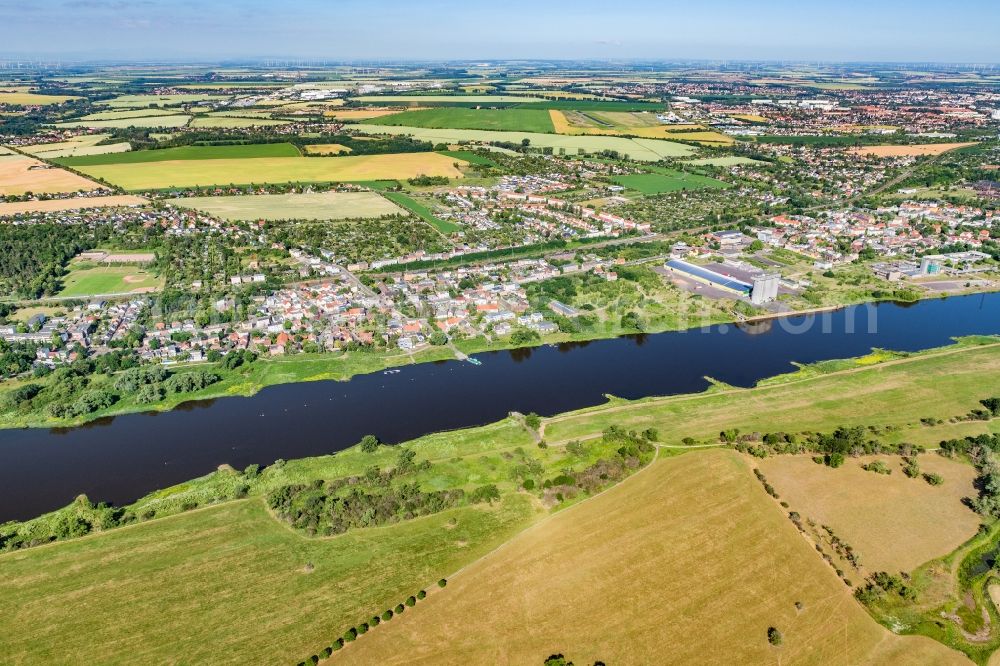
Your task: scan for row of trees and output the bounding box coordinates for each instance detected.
[297,579,447,664]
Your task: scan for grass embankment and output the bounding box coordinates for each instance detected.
[2,340,999,663]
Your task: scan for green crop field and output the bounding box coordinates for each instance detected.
[754,134,886,147]
[70,152,467,190]
[612,170,729,194]
[167,191,405,221]
[437,150,498,167]
[366,108,555,133]
[350,124,697,161]
[55,143,302,167]
[381,191,460,233]
[58,265,162,297]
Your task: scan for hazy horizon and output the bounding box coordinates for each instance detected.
[3,0,999,64]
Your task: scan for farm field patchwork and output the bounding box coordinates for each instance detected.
[349,124,697,160]
[58,264,162,297]
[757,454,980,574]
[0,155,103,196]
[346,449,967,665]
[70,152,468,190]
[167,191,404,221]
[0,195,147,217]
[366,108,556,133]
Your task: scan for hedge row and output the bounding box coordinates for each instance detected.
[296,579,447,664]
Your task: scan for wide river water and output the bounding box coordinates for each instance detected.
[1,292,998,522]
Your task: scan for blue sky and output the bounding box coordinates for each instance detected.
[3,0,999,63]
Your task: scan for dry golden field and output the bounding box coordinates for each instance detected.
[0,195,147,216]
[848,143,977,158]
[344,450,969,665]
[0,155,103,195]
[757,454,980,574]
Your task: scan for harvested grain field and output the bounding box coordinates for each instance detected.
[72,152,467,190]
[167,191,403,221]
[0,155,103,196]
[848,143,977,158]
[757,453,980,575]
[303,144,352,155]
[345,450,968,665]
[0,195,147,217]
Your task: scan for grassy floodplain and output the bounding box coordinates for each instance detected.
[1,341,998,664]
[66,152,466,190]
[167,191,405,221]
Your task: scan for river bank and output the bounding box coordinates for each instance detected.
[1,285,995,432]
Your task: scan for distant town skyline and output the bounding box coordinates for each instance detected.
[3,0,1000,64]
